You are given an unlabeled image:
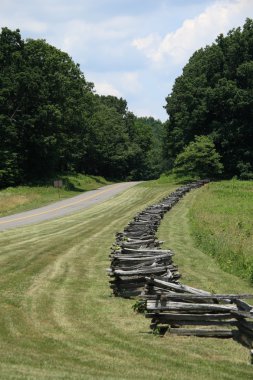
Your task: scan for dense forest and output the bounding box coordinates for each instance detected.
[1,19,253,188]
[165,18,253,179]
[0,27,165,188]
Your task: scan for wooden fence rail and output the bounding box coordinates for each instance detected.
[108,180,209,298]
[107,179,253,364]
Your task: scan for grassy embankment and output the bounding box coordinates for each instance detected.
[0,177,252,379]
[0,173,112,217]
[188,180,253,283]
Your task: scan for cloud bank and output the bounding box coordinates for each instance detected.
[133,0,252,66]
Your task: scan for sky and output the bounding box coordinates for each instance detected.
[1,0,252,121]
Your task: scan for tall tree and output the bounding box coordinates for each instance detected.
[165,18,253,178]
[0,28,25,186]
[130,117,166,179]
[84,97,132,178]
[0,27,166,187]
[0,28,94,185]
[21,38,93,178]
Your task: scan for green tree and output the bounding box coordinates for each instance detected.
[0,28,25,186]
[0,28,94,186]
[165,18,253,178]
[173,136,223,178]
[21,38,93,178]
[85,100,132,178]
[86,96,165,180]
[0,27,166,186]
[129,117,166,179]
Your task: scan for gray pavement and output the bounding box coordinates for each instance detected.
[0,182,140,231]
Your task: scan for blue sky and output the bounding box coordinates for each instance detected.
[1,0,252,120]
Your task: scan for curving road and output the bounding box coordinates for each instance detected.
[0,182,140,231]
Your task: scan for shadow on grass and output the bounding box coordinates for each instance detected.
[26,173,113,193]
[232,330,253,349]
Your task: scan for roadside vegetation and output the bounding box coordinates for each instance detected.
[0,179,252,379]
[0,173,112,217]
[189,179,253,283]
[1,20,252,190]
[0,28,165,189]
[165,19,253,179]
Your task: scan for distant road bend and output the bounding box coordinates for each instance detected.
[0,182,140,231]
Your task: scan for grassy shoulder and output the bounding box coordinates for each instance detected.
[0,177,252,379]
[0,173,112,217]
[188,180,253,283]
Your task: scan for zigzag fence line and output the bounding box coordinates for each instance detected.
[108,180,253,364]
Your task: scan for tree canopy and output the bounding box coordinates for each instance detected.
[165,18,253,179]
[0,27,164,188]
[173,135,223,178]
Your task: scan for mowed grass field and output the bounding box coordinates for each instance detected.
[0,180,252,379]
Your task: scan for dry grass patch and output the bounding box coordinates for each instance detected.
[0,193,39,214]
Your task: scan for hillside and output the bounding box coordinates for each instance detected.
[189,180,253,282]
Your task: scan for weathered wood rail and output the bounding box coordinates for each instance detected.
[108,181,208,297]
[143,277,253,346]
[107,179,253,364]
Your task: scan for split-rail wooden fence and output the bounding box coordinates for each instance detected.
[108,180,253,364]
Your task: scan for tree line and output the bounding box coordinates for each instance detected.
[0,27,165,188]
[164,18,253,179]
[1,19,252,188]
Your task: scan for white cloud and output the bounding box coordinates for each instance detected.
[89,70,141,98]
[94,81,121,97]
[133,0,253,66]
[60,16,136,54]
[0,16,47,33]
[132,33,161,60]
[22,19,48,33]
[132,107,157,118]
[119,72,142,94]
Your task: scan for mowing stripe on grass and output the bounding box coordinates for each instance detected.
[0,181,252,379]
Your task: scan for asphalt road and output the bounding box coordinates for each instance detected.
[0,182,140,231]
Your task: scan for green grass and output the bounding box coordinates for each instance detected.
[0,174,112,217]
[188,180,253,282]
[0,179,252,379]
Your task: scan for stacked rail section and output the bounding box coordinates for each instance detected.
[108,179,253,364]
[109,181,207,298]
